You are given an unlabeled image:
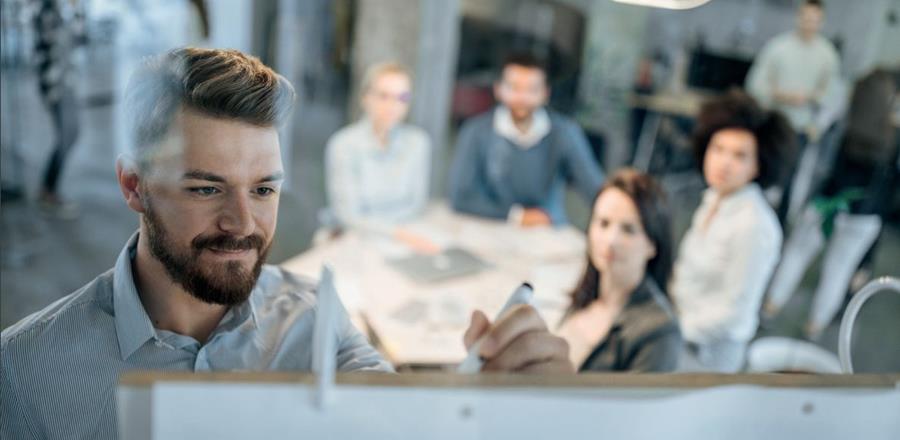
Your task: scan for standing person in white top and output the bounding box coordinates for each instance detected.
[670,91,796,372]
[325,62,431,238]
[745,0,842,224]
[745,0,841,139]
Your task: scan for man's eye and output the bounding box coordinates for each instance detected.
[189,187,219,196]
[255,187,276,196]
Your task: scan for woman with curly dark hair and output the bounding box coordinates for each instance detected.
[669,90,796,372]
[557,168,682,372]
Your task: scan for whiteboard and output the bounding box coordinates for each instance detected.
[117,372,900,440]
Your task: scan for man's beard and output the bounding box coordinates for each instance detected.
[142,201,270,306]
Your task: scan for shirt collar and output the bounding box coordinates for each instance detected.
[702,183,761,215]
[493,105,551,149]
[113,232,158,360]
[359,117,399,155]
[612,277,670,328]
[790,31,822,46]
[113,232,260,360]
[217,288,260,332]
[626,278,653,306]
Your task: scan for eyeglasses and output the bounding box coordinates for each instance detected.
[368,90,411,103]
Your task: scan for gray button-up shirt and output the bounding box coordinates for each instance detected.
[1,233,392,439]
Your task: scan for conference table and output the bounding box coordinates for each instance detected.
[281,202,587,368]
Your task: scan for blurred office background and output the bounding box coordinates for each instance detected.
[1,0,898,371]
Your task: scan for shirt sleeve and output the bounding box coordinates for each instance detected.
[745,40,779,108]
[335,327,395,373]
[812,45,845,131]
[679,220,781,343]
[447,119,510,219]
[559,120,604,205]
[814,43,841,102]
[333,294,395,373]
[1,347,39,439]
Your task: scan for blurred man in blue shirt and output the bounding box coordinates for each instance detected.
[448,53,604,226]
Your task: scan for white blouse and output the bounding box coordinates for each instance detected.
[670,183,782,345]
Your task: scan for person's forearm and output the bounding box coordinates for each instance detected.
[449,187,509,219]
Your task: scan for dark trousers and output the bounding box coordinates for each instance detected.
[41,88,79,194]
[774,133,809,227]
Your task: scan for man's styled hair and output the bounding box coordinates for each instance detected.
[125,47,295,166]
[803,0,824,10]
[501,52,546,72]
[498,52,548,82]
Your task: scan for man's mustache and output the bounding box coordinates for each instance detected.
[192,234,265,252]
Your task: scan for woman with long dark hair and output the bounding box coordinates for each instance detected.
[557,168,681,372]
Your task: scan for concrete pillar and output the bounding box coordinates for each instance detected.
[412,0,461,196]
[272,0,339,191]
[574,2,650,171]
[349,0,422,117]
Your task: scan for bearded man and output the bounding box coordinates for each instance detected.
[1,48,572,439]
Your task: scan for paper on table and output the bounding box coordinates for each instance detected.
[374,318,469,365]
[386,291,470,329]
[371,289,480,365]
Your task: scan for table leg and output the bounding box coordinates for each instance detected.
[633,112,662,172]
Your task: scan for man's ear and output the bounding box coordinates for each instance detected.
[116,157,146,214]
